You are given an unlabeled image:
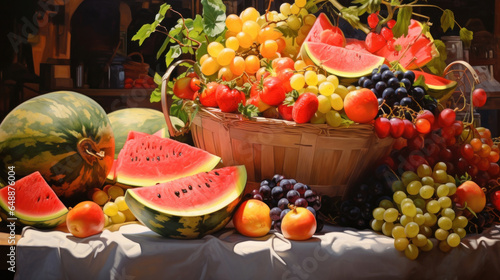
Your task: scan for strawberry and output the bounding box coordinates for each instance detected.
[199,81,219,107]
[278,103,294,121]
[216,83,246,113]
[292,92,319,124]
[365,32,386,53]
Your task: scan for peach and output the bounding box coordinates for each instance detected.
[233,199,272,237]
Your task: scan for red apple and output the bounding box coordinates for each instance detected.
[66,201,105,238]
[453,181,486,214]
[233,199,272,237]
[281,206,316,241]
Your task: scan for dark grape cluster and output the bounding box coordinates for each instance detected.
[252,174,324,233]
[358,65,438,118]
[337,165,397,229]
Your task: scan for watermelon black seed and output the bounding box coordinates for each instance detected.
[215,172,219,176]
[205,183,210,188]
[131,157,134,161]
[178,152,182,157]
[135,156,138,161]
[157,156,160,161]
[146,157,150,161]
[37,197,40,202]
[198,184,201,188]
[157,194,161,198]
[175,191,180,197]
[209,179,212,182]
[173,151,176,156]
[188,185,193,190]
[182,189,187,193]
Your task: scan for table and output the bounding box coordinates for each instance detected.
[13,223,500,280]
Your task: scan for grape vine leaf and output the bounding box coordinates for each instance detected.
[426,39,447,76]
[170,98,189,124]
[165,45,182,68]
[201,0,226,38]
[274,25,299,38]
[440,9,455,33]
[340,6,363,30]
[352,0,382,15]
[392,6,412,37]
[390,0,401,6]
[460,27,473,48]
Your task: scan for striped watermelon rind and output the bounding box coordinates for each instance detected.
[124,165,247,239]
[0,91,115,203]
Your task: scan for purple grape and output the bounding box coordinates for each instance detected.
[271,186,284,200]
[251,189,260,196]
[295,198,308,207]
[272,174,284,184]
[273,220,282,233]
[304,190,317,203]
[311,200,322,211]
[260,180,270,187]
[280,208,290,220]
[278,198,289,210]
[279,179,293,191]
[286,190,300,204]
[253,194,263,201]
[293,183,308,196]
[270,207,282,221]
[306,206,316,216]
[259,185,271,199]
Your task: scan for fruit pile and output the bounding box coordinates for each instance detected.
[89,185,137,226]
[124,75,156,89]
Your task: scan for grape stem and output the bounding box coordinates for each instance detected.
[154,7,201,50]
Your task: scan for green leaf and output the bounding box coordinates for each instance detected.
[132,24,153,45]
[154,73,162,85]
[440,9,455,33]
[274,25,299,38]
[390,0,401,6]
[340,6,362,29]
[165,45,182,68]
[155,4,170,22]
[392,6,412,37]
[157,39,169,60]
[238,103,260,118]
[170,98,189,124]
[201,0,226,38]
[425,39,447,76]
[460,27,473,48]
[305,0,319,14]
[150,87,162,103]
[413,75,428,91]
[193,15,204,33]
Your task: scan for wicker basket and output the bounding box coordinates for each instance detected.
[161,60,394,199]
[124,52,150,80]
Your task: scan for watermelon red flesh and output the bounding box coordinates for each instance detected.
[115,131,221,187]
[305,13,338,42]
[301,41,386,78]
[0,171,68,226]
[413,70,458,100]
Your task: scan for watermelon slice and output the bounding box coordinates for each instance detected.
[0,171,68,228]
[300,41,386,80]
[413,70,458,100]
[125,165,247,239]
[113,131,221,188]
[304,13,346,47]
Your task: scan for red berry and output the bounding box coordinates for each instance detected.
[438,108,456,127]
[402,119,417,139]
[374,117,391,138]
[365,32,386,53]
[389,118,404,138]
[367,13,379,29]
[292,92,319,124]
[380,27,394,41]
[472,88,487,107]
[216,84,246,113]
[387,19,397,29]
[278,103,294,121]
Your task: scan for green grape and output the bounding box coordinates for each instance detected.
[287,15,302,31]
[393,191,407,204]
[103,214,111,227]
[383,208,399,223]
[310,112,326,124]
[452,216,468,229]
[392,225,406,239]
[420,239,434,252]
[225,14,243,33]
[107,186,125,200]
[433,169,448,184]
[317,74,327,84]
[334,84,348,99]
[434,161,447,172]
[290,73,306,90]
[415,207,423,215]
[426,200,441,214]
[412,234,428,247]
[326,75,339,90]
[103,202,119,217]
[419,185,434,199]
[304,85,318,95]
[455,227,466,239]
[436,184,450,197]
[114,196,128,211]
[417,164,432,177]
[423,213,437,227]
[447,233,461,247]
[439,240,452,252]
[435,228,449,241]
[242,20,260,40]
[406,181,422,196]
[446,182,457,196]
[240,7,260,22]
[201,57,220,76]
[419,225,433,238]
[207,42,224,58]
[347,85,357,92]
[404,244,419,260]
[400,215,413,227]
[441,208,455,220]
[280,3,292,16]
[413,214,425,226]
[230,56,245,76]
[401,171,419,186]
[394,238,410,251]
[122,209,137,222]
[304,70,318,86]
[330,93,343,110]
[421,176,434,186]
[379,199,394,209]
[319,81,335,96]
[382,222,395,236]
[404,222,419,238]
[400,198,413,206]
[401,202,417,217]
[294,60,307,71]
[110,211,126,224]
[371,219,384,231]
[438,216,453,231]
[303,14,317,26]
[217,48,236,66]
[317,95,331,114]
[92,190,109,206]
[295,0,307,8]
[298,8,308,17]
[325,110,342,127]
[290,3,300,14]
[447,175,455,184]
[225,36,240,51]
[392,181,405,192]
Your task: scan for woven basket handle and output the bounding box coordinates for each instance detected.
[161,59,196,137]
[443,60,481,84]
[127,52,145,63]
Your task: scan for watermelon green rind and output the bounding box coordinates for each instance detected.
[0,91,114,203]
[301,42,386,79]
[124,165,246,239]
[108,108,185,158]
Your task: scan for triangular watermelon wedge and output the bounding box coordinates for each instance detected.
[113,131,221,188]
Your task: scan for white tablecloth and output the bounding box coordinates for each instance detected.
[15,223,500,280]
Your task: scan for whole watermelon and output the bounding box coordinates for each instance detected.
[0,91,114,205]
[107,108,184,158]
